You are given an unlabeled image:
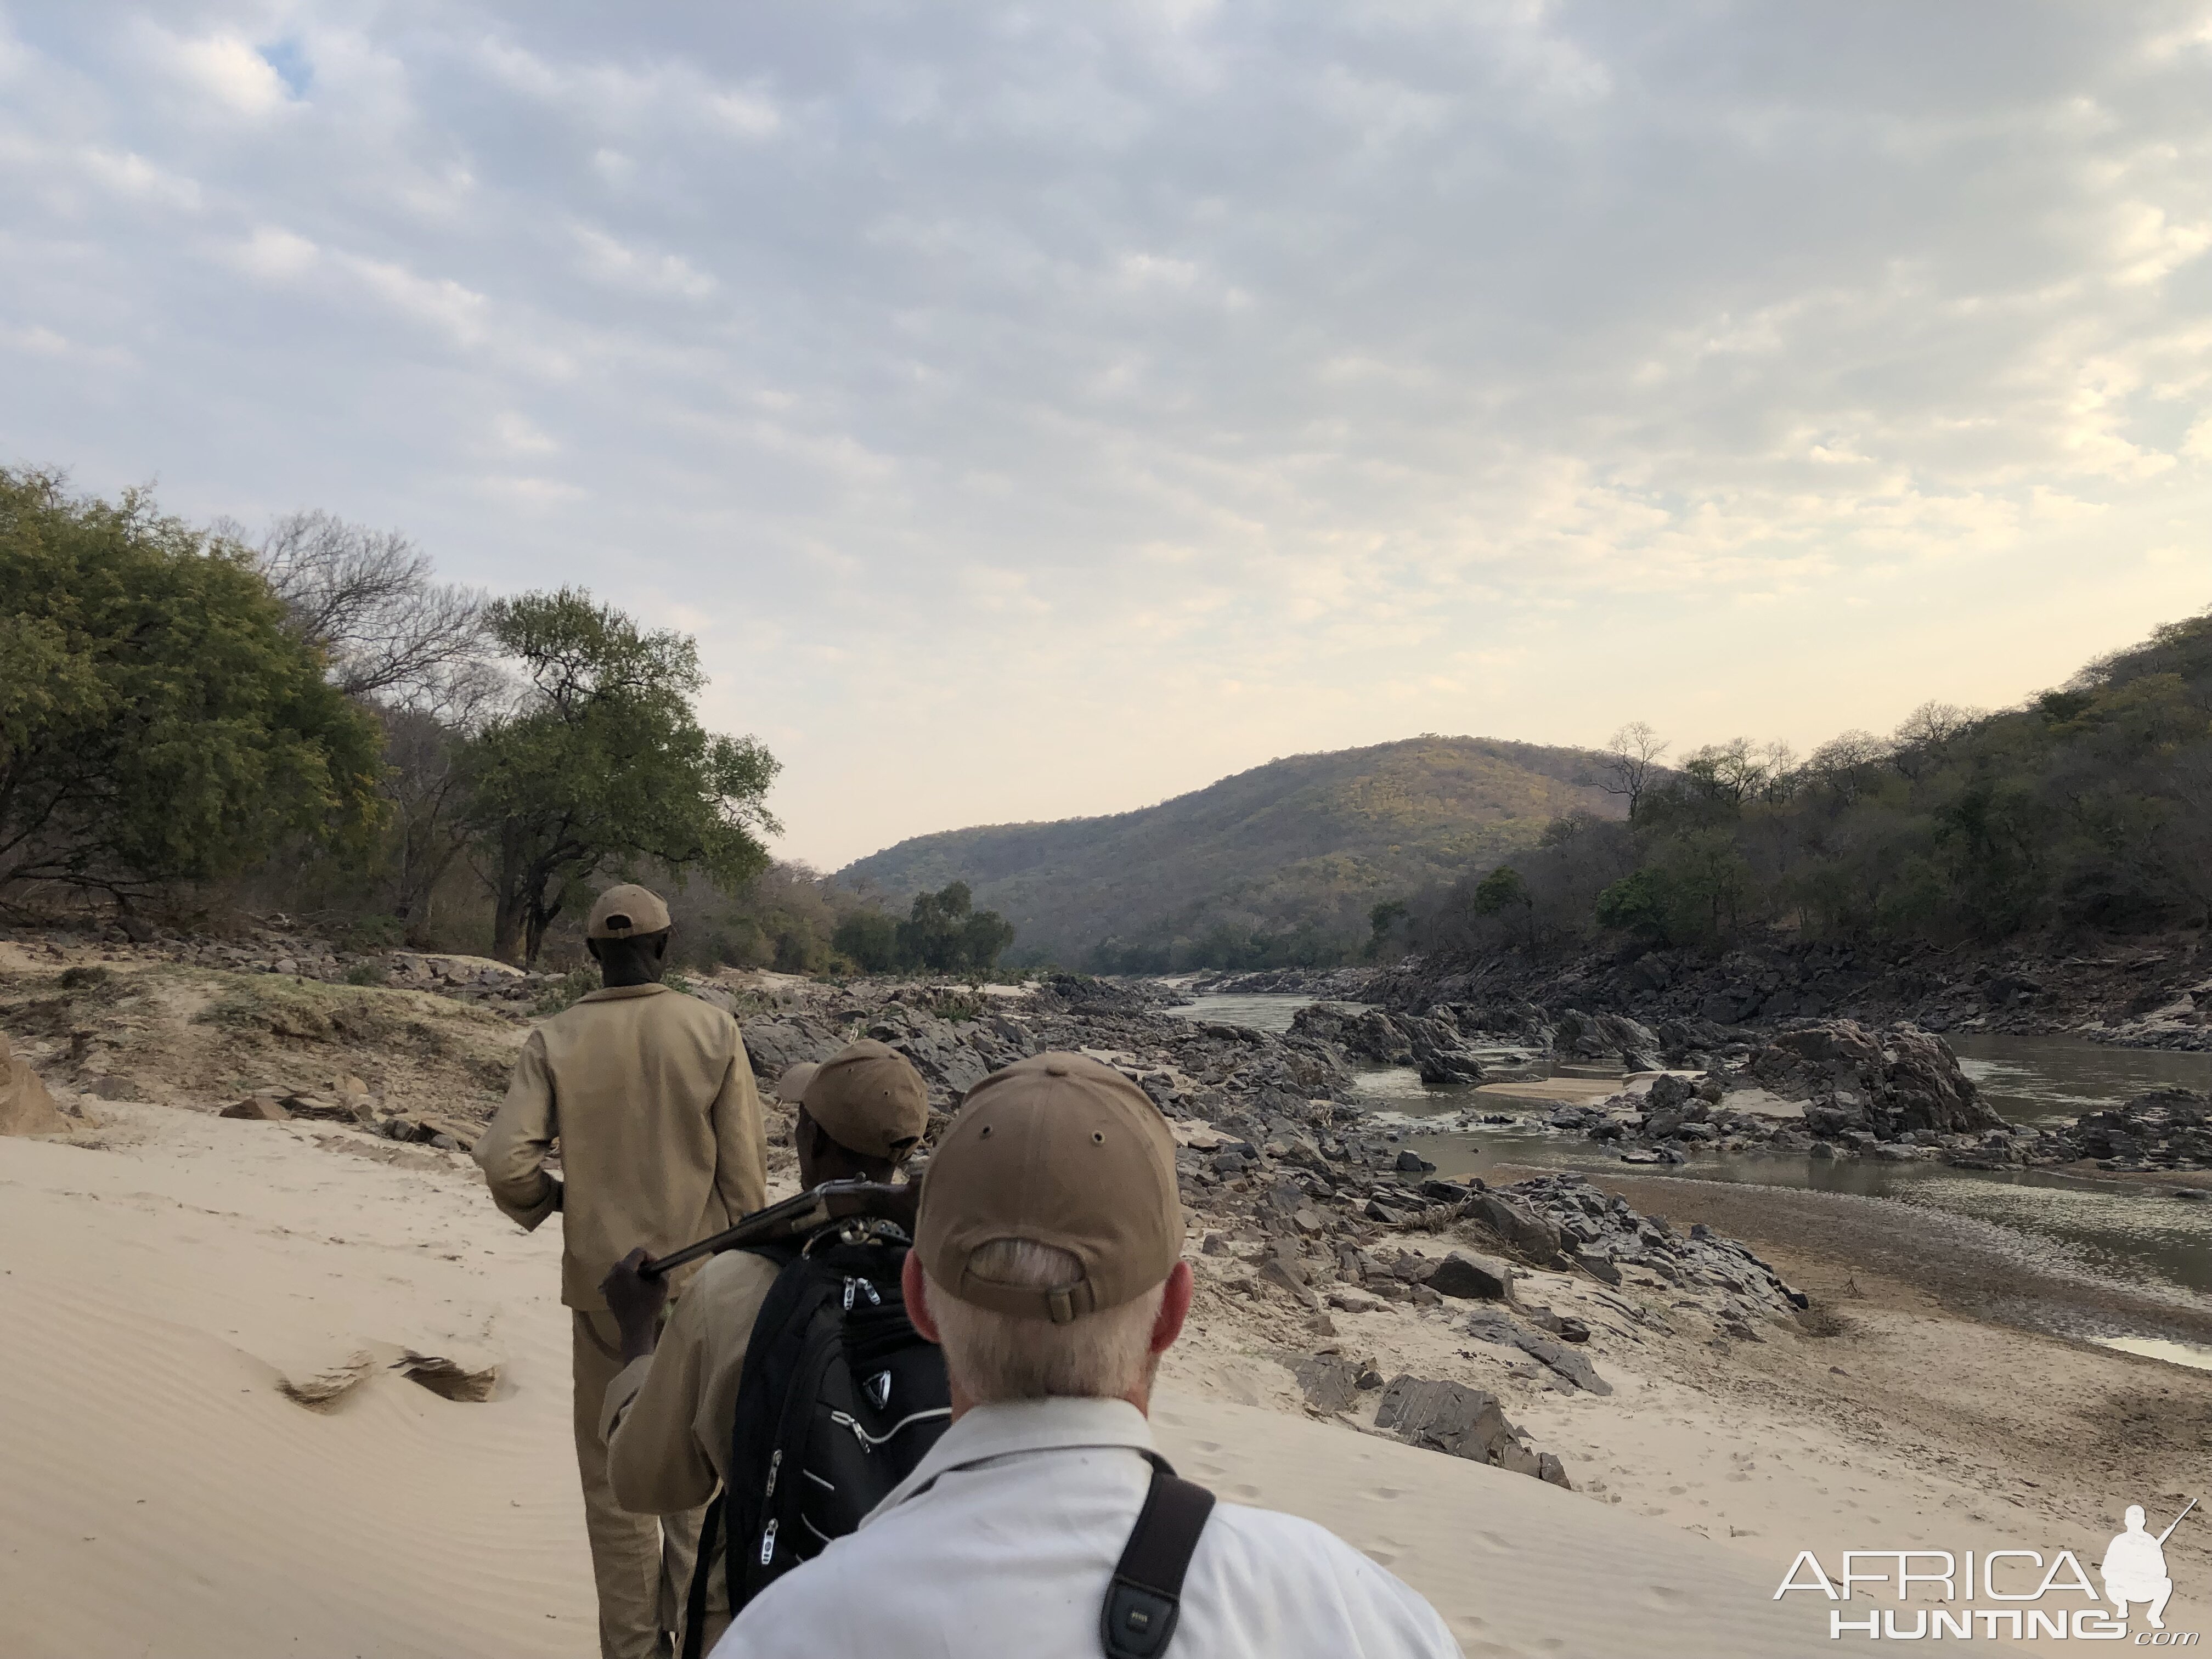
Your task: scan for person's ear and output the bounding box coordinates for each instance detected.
[902,1251,942,1345]
[1148,1260,1193,1358]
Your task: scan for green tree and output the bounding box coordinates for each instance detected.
[832,910,900,972]
[1470,864,1536,946]
[1593,868,1674,942]
[895,881,1017,974]
[0,470,381,915]
[1366,898,1409,958]
[462,590,778,964]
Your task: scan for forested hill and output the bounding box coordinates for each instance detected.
[836,737,1622,969]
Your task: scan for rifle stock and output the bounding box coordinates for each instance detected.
[639,1179,918,1279]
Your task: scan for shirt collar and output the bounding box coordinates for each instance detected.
[579,983,673,1002]
[862,1397,1156,1526]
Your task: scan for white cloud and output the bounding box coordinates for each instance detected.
[80,149,202,210]
[341,255,488,345]
[168,33,289,116]
[230,226,318,280]
[710,89,781,138]
[573,226,716,299]
[491,411,557,456]
[5,3,2212,866]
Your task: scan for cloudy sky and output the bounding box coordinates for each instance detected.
[5,3,2211,868]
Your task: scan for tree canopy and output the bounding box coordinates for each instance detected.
[1413,604,2212,961]
[0,470,382,914]
[463,589,779,963]
[832,881,1016,975]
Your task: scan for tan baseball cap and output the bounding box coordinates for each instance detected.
[772,1062,821,1104]
[916,1052,1181,1324]
[802,1041,929,1161]
[586,884,672,939]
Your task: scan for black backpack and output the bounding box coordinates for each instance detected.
[682,1223,951,1656]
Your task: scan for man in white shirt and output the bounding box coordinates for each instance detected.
[712,1051,1462,1659]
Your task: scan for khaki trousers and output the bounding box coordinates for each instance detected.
[573,1312,704,1659]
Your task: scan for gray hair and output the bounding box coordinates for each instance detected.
[924,1238,1165,1404]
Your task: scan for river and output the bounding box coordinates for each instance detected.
[1169,990,2212,1368]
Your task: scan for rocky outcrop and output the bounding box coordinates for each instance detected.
[1500,1173,1808,1324]
[1462,1307,1611,1395]
[1289,1003,1488,1084]
[1374,1375,1572,1486]
[1740,1020,2002,1138]
[2062,1088,2211,1171]
[1551,1008,1662,1071]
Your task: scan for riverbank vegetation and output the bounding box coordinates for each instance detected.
[1,470,1007,974]
[1412,606,2212,962]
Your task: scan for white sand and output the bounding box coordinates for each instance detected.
[0,1101,2181,1657]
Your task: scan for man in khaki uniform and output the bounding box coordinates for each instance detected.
[595,1040,930,1655]
[475,884,768,1659]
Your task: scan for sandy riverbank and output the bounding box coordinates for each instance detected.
[7,1097,2200,1656]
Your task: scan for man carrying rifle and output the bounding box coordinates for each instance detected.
[597,1040,934,1656]
[474,884,768,1659]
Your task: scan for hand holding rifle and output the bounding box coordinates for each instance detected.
[598,1178,921,1365]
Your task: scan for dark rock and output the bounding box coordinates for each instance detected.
[1423,1250,1514,1301]
[1292,1353,1363,1415]
[2065,1088,2210,1166]
[1464,1308,1613,1395]
[1740,1019,2002,1140]
[1374,1376,1515,1462]
[221,1096,291,1121]
[1467,1192,1565,1264]
[1571,1249,1622,1285]
[1395,1148,1435,1173]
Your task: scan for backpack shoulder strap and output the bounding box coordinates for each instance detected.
[1100,1454,1216,1659]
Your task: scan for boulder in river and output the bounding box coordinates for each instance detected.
[1734,1020,2002,1140]
[2065,1087,2211,1170]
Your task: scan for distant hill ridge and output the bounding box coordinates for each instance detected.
[836,735,1623,967]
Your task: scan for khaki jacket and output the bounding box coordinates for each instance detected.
[475,984,767,1311]
[601,1248,782,1654]
[600,1249,781,1513]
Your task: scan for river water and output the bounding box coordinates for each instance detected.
[1169,990,2212,1367]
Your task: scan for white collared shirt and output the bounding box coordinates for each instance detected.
[710,1396,1463,1658]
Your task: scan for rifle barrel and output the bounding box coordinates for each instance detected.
[2157,1497,2197,1545]
[636,1180,916,1279]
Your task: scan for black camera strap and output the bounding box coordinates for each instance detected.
[1100,1454,1217,1659]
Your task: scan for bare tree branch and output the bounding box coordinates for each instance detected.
[244,510,490,702]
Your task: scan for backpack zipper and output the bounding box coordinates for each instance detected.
[763,1448,782,1499]
[830,1406,953,1452]
[758,1519,778,1566]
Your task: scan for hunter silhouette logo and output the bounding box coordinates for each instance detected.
[2104,1500,2195,1631]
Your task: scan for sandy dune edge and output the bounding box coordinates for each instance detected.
[0,1102,2104,1658]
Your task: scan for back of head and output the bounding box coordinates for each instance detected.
[915,1053,1183,1403]
[586,884,673,985]
[802,1041,929,1169]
